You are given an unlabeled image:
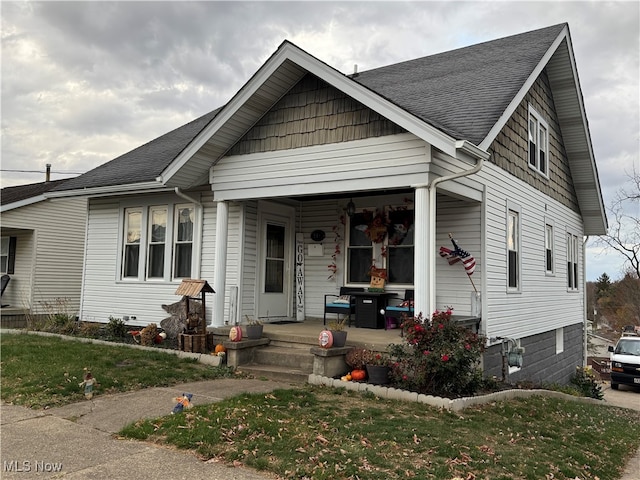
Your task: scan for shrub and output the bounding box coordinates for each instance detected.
[39,298,78,334]
[106,316,127,338]
[389,308,486,397]
[78,322,102,338]
[570,366,604,400]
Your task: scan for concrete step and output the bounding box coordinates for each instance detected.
[236,364,309,384]
[253,346,314,371]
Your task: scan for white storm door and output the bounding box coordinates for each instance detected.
[257,208,293,318]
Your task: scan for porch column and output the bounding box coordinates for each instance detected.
[413,185,430,320]
[213,200,229,327]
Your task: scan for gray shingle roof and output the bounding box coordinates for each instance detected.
[52,24,565,192]
[53,108,221,192]
[1,179,71,206]
[352,23,566,145]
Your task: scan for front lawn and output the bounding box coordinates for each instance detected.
[121,386,640,480]
[0,333,232,408]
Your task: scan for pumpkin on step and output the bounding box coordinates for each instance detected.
[214,344,226,354]
[350,369,367,381]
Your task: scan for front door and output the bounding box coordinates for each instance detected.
[257,205,293,319]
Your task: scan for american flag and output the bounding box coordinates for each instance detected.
[439,237,476,276]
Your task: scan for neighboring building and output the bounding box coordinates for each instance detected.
[0,179,87,320]
[47,24,606,384]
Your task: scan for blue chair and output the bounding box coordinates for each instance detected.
[384,289,414,330]
[323,287,364,326]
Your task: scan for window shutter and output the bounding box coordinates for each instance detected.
[7,237,16,274]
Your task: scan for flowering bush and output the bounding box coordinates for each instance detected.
[388,308,486,397]
[346,347,392,369]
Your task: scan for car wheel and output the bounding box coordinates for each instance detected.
[611,382,619,390]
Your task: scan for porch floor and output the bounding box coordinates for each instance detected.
[229,317,404,351]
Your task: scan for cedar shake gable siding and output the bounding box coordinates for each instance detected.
[228,74,407,155]
[489,69,580,213]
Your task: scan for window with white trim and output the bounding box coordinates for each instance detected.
[347,210,373,283]
[545,222,554,274]
[0,236,16,274]
[567,232,579,291]
[120,203,195,281]
[386,207,414,284]
[147,207,167,278]
[346,206,415,285]
[528,105,549,176]
[507,207,520,291]
[174,205,194,279]
[123,208,142,278]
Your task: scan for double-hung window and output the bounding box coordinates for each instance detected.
[507,207,520,291]
[567,232,579,291]
[1,236,16,274]
[121,203,195,281]
[347,211,373,283]
[528,105,549,176]
[545,222,554,274]
[386,207,414,284]
[123,208,142,278]
[174,205,194,279]
[147,207,167,278]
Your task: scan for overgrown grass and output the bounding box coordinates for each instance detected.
[0,333,233,409]
[121,387,640,480]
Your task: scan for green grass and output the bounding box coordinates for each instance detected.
[120,387,640,480]
[0,333,233,408]
[2,333,639,480]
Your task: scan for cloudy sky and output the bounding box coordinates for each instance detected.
[1,1,638,281]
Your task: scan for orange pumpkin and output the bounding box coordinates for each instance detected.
[351,369,367,381]
[214,344,226,354]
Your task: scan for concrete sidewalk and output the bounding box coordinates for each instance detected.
[1,378,295,479]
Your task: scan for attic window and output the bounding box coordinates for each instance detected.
[528,105,549,177]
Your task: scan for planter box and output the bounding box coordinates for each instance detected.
[245,324,263,339]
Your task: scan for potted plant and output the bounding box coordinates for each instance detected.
[327,318,348,347]
[244,316,263,339]
[345,347,368,381]
[363,348,392,385]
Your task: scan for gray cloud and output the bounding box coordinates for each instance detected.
[1,1,638,280]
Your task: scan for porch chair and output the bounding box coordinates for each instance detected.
[383,289,414,330]
[1,274,10,308]
[324,287,364,326]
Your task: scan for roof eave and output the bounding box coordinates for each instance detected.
[45,181,170,200]
[0,195,47,213]
[480,25,607,235]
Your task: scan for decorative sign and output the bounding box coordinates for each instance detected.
[296,233,305,321]
[310,229,326,242]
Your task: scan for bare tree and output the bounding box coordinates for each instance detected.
[596,167,640,278]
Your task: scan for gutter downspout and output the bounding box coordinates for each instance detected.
[427,141,488,318]
[174,187,202,206]
[583,235,589,367]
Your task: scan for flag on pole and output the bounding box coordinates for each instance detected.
[439,237,476,276]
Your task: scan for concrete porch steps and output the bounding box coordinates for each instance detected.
[236,344,314,384]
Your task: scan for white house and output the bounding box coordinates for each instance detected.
[0,178,87,321]
[47,23,606,384]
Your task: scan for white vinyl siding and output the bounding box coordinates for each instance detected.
[212,133,429,200]
[81,192,205,325]
[482,162,584,340]
[0,197,86,314]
